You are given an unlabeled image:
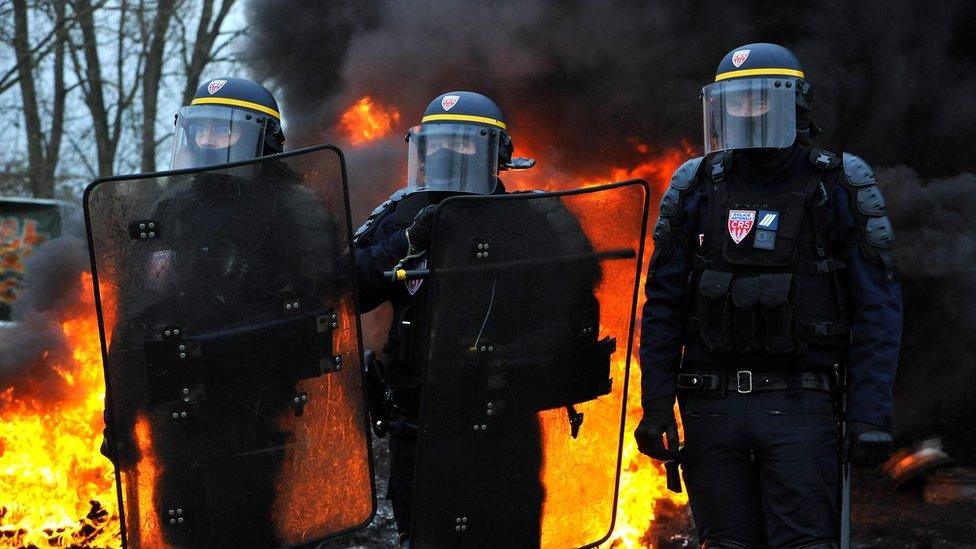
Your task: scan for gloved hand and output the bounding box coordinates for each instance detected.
[99,418,139,467]
[845,421,893,467]
[405,205,436,253]
[634,396,679,461]
[99,426,113,460]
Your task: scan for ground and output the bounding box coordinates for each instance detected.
[322,438,976,548]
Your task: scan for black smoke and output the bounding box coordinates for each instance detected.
[0,207,90,401]
[244,0,976,445]
[883,167,976,443]
[246,0,976,178]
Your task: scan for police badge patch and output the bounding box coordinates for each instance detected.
[732,49,751,68]
[207,79,227,95]
[149,249,173,277]
[727,210,756,244]
[406,259,428,295]
[441,95,460,111]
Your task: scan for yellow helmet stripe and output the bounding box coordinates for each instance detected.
[421,113,507,130]
[190,97,281,119]
[715,68,806,82]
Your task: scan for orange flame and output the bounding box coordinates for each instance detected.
[0,272,120,548]
[583,145,693,548]
[338,96,401,146]
[507,139,694,547]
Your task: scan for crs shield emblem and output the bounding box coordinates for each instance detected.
[731,49,751,68]
[441,95,460,111]
[207,79,227,95]
[727,210,756,244]
[149,249,173,278]
[406,259,427,295]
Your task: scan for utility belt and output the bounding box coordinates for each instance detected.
[676,369,834,396]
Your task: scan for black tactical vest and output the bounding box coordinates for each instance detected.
[689,149,850,358]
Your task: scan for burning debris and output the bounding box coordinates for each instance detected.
[0,211,120,548]
[0,271,119,548]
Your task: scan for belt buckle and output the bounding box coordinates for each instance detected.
[677,373,704,390]
[736,370,753,394]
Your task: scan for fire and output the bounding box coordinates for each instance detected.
[0,272,120,548]
[338,96,401,146]
[586,144,693,548]
[510,140,694,547]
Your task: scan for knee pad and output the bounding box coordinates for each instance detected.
[702,539,758,549]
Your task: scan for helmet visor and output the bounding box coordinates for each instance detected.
[170,105,269,170]
[702,78,797,154]
[407,123,500,194]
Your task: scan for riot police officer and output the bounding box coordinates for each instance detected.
[636,44,902,548]
[353,91,537,546]
[100,77,346,547]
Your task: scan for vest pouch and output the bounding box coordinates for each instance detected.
[698,269,734,352]
[730,276,761,352]
[759,273,796,354]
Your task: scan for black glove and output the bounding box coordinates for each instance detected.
[845,421,893,468]
[634,396,679,461]
[405,205,436,253]
[99,426,113,460]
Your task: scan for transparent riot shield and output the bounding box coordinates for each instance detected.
[84,145,375,548]
[410,180,650,548]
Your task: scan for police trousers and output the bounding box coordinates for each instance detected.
[679,389,840,548]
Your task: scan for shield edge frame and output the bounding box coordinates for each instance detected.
[413,178,651,549]
[82,143,378,549]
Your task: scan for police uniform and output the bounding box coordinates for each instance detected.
[638,44,902,548]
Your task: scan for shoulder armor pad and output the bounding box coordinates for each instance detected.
[669,156,704,191]
[652,216,672,246]
[864,216,894,250]
[856,185,886,217]
[843,153,877,187]
[353,187,410,245]
[658,186,681,217]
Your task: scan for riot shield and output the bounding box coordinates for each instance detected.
[84,145,375,548]
[410,180,649,548]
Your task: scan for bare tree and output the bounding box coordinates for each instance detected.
[179,0,238,107]
[69,0,143,177]
[3,0,244,191]
[10,0,70,197]
[139,0,178,172]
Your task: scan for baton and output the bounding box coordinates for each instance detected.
[384,247,636,281]
[665,423,682,494]
[836,362,852,549]
[841,458,852,548]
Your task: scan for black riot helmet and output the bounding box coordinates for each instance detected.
[169,77,286,170]
[702,43,815,154]
[406,91,535,194]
